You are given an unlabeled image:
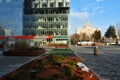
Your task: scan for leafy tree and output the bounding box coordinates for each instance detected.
[71,34,80,44]
[92,30,101,42]
[81,33,88,41]
[105,25,117,39]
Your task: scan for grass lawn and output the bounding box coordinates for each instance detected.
[49,49,76,57]
[49,49,74,53]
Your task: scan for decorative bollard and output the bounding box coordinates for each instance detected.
[94,46,98,56]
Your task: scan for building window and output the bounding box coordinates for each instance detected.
[42,3,47,8]
[58,2,63,7]
[34,2,39,8]
[66,2,70,7]
[50,3,54,8]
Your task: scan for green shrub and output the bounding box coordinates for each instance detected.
[52,73,61,80]
[34,62,44,73]
[62,66,72,77]
[27,47,44,51]
[14,71,30,80]
[69,59,77,65]
[70,75,81,80]
[3,75,14,80]
[34,77,53,80]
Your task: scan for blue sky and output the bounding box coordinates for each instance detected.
[70,0,120,35]
[0,0,120,35]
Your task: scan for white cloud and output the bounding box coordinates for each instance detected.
[91,6,105,15]
[91,12,96,15]
[80,5,105,15]
[98,10,104,14]
[71,11,89,20]
[91,10,104,15]
[96,0,103,2]
[81,7,89,12]
[92,6,104,11]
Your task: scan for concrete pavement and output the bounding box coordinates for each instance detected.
[0,51,36,77]
[70,45,120,80]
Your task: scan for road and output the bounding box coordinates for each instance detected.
[70,45,120,80]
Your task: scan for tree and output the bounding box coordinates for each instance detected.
[81,33,88,41]
[92,30,101,42]
[105,25,117,39]
[71,34,80,45]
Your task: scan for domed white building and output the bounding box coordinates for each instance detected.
[76,19,101,41]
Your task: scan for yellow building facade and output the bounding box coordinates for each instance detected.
[76,20,101,41]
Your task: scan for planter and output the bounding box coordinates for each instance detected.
[0,77,3,80]
[2,54,100,80]
[48,44,69,49]
[3,49,45,56]
[56,46,69,49]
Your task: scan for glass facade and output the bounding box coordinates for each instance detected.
[0,0,23,35]
[23,0,70,44]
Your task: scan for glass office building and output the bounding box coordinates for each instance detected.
[23,0,70,44]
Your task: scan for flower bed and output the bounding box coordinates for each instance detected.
[2,54,100,80]
[48,43,69,49]
[56,45,69,49]
[3,48,45,56]
[0,77,3,80]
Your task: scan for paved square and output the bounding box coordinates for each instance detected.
[0,51,35,77]
[71,45,120,80]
